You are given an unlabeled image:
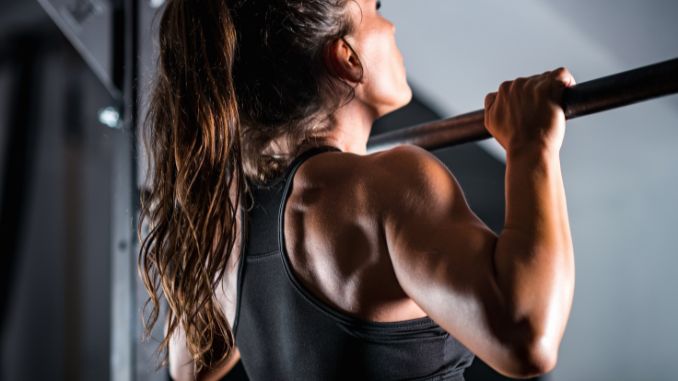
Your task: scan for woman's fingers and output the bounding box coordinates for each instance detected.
[484,91,497,111]
[548,67,576,103]
[551,67,576,87]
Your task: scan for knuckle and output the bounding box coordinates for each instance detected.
[499,80,512,93]
[553,67,570,77]
[512,77,528,91]
[525,74,541,87]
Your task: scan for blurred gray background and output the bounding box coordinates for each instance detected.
[1,1,676,380]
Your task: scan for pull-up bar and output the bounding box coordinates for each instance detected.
[367,58,678,153]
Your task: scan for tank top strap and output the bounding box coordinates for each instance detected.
[275,144,341,246]
[281,145,342,183]
[277,145,341,218]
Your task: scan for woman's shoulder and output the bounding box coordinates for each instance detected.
[301,144,445,179]
[296,144,458,211]
[367,144,450,180]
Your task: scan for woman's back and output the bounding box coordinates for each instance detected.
[233,146,475,380]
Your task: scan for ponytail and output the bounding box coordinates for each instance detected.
[138,0,243,371]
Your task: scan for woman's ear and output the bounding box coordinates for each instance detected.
[324,37,363,83]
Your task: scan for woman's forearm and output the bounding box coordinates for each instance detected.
[493,147,575,363]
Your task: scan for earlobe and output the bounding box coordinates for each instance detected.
[324,38,363,83]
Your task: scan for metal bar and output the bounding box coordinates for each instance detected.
[110,0,139,379]
[367,57,678,153]
[63,53,84,381]
[0,35,41,340]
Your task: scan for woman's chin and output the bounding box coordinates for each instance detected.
[369,83,414,119]
[383,87,413,116]
[402,85,414,105]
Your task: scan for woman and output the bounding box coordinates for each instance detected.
[139,0,576,380]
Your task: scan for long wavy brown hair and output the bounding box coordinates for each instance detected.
[138,0,361,372]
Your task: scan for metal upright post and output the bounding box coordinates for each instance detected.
[110,0,139,379]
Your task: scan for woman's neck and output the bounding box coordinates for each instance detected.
[314,99,376,155]
[266,100,377,158]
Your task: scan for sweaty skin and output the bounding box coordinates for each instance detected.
[169,1,576,379]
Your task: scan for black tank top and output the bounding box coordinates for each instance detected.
[233,146,475,380]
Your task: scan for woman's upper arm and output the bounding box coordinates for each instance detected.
[373,145,537,377]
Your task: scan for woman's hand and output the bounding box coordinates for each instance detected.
[484,68,576,155]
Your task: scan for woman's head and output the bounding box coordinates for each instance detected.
[228,0,410,181]
[335,0,412,117]
[139,0,409,371]
[228,0,411,121]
